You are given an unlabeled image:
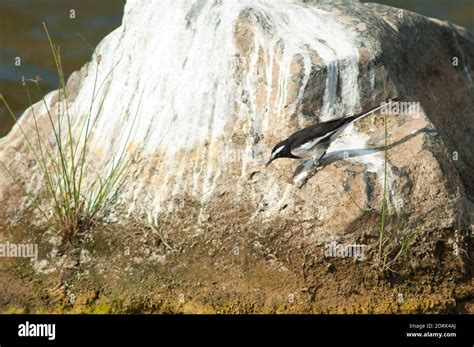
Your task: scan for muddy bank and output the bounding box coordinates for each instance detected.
[0,206,472,314]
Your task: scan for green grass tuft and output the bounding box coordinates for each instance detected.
[376,91,419,273]
[0,23,140,239]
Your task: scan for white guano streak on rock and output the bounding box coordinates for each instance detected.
[104,1,370,212]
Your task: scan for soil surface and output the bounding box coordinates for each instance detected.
[0,205,472,314]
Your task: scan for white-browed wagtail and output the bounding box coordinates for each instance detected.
[266,97,400,167]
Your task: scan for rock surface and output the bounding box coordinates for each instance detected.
[0,0,473,312]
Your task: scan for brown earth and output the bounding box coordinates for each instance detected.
[0,199,472,314]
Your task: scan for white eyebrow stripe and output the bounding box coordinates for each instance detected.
[274,145,285,155]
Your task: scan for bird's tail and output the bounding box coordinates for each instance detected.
[348,97,400,123]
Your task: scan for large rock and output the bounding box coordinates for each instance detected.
[0,0,472,312]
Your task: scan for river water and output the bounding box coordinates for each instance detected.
[0,0,125,136]
[0,0,471,137]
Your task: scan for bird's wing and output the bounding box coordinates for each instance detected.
[290,117,351,145]
[289,117,350,156]
[291,141,330,159]
[287,99,398,158]
[290,133,332,158]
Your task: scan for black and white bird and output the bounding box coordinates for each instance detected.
[266,98,399,167]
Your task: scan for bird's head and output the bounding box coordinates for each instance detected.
[266,140,290,167]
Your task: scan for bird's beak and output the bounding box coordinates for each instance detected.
[266,155,275,167]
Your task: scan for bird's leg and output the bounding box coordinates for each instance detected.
[298,166,318,189]
[292,150,327,188]
[292,158,319,188]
